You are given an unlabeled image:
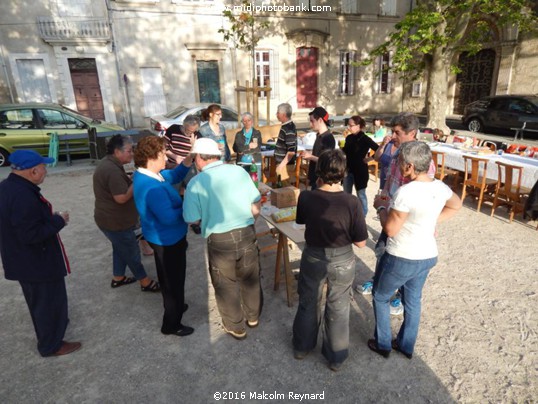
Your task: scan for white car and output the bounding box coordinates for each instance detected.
[149,103,248,136]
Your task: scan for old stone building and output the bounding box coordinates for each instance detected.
[0,0,536,128]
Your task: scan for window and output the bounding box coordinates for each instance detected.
[0,109,35,129]
[295,0,316,7]
[339,51,356,95]
[411,81,422,97]
[56,0,93,16]
[255,50,278,99]
[376,52,392,94]
[37,109,85,130]
[341,0,357,14]
[140,67,167,117]
[16,59,52,103]
[380,0,396,16]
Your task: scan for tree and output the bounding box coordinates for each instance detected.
[218,0,270,82]
[361,0,537,131]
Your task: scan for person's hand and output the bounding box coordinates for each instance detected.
[182,154,193,167]
[382,135,392,146]
[56,211,70,225]
[373,192,389,209]
[303,150,313,160]
[175,155,185,164]
[249,142,257,149]
[189,132,197,146]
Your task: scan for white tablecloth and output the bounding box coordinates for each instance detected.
[430,144,538,189]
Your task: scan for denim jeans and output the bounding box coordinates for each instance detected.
[207,225,261,332]
[372,252,438,354]
[292,244,355,365]
[100,227,148,280]
[343,173,368,216]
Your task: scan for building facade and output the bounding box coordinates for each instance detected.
[0,0,536,128]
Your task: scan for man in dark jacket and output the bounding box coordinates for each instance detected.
[0,150,81,357]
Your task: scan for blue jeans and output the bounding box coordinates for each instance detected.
[100,227,148,280]
[343,173,368,216]
[293,245,355,365]
[372,252,437,354]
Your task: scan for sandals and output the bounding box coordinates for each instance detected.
[141,280,160,292]
[110,276,136,288]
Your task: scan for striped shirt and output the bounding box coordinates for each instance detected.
[274,120,297,165]
[164,124,196,164]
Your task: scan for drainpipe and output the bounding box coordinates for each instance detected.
[0,45,15,103]
[105,0,131,128]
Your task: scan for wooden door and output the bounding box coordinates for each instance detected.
[296,47,318,109]
[68,58,105,120]
[197,61,221,103]
[454,49,495,114]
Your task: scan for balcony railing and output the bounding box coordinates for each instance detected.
[37,17,111,44]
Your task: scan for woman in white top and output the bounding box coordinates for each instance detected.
[368,141,461,359]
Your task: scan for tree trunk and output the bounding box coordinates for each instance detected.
[425,47,451,134]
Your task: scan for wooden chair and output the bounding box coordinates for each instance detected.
[491,162,531,222]
[461,155,497,212]
[366,149,378,181]
[431,150,460,188]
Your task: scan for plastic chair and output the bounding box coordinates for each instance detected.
[461,155,497,212]
[491,162,531,222]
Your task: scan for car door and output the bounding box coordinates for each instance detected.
[486,98,511,130]
[0,108,48,155]
[37,107,89,151]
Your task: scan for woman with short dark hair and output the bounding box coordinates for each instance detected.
[292,149,368,372]
[133,136,194,337]
[342,115,379,216]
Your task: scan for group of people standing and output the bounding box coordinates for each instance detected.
[0,103,461,373]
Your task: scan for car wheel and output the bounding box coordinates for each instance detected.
[0,149,9,167]
[467,118,483,132]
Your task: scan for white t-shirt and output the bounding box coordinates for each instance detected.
[386,179,453,260]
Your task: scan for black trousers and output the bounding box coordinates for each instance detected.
[149,237,188,334]
[19,278,68,357]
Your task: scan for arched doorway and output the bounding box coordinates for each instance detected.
[454,49,496,114]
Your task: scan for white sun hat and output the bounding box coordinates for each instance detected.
[191,138,221,156]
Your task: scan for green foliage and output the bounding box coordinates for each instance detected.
[218,0,270,52]
[361,0,538,79]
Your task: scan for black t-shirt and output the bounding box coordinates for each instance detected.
[307,131,335,184]
[342,131,379,189]
[296,190,368,248]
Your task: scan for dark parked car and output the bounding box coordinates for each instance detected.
[462,95,538,135]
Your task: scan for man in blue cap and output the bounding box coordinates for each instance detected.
[0,150,81,357]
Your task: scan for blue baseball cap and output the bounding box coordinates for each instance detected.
[9,150,55,170]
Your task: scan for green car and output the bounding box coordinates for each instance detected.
[0,103,124,166]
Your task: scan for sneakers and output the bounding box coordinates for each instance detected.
[223,326,247,340]
[390,296,404,316]
[247,319,259,328]
[356,280,373,295]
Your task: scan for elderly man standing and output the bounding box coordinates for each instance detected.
[275,103,297,181]
[183,138,262,340]
[93,134,160,292]
[0,150,81,357]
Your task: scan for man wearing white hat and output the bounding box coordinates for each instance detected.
[0,150,81,357]
[183,138,262,340]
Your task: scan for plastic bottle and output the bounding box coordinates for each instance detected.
[250,158,259,189]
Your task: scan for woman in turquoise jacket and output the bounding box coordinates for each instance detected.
[133,136,194,337]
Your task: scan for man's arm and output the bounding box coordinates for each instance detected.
[251,201,261,219]
[437,192,462,223]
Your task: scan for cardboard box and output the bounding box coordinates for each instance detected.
[270,186,300,208]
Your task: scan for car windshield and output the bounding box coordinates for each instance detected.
[525,96,538,108]
[164,106,190,119]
